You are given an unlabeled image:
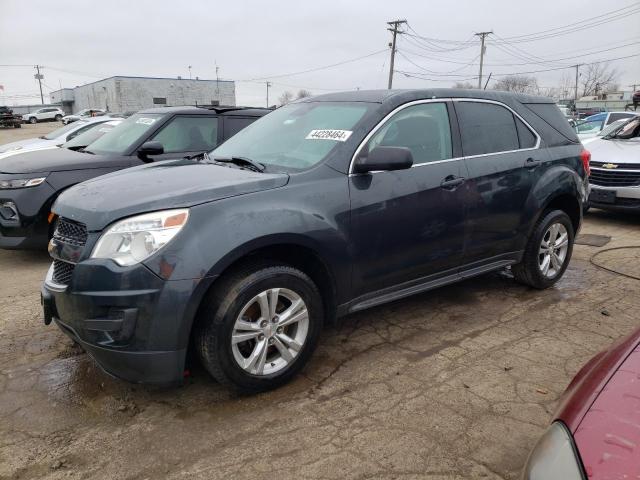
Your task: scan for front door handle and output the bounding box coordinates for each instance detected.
[525,157,542,169]
[440,175,465,190]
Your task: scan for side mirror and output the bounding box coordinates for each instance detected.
[353,146,413,174]
[137,141,164,162]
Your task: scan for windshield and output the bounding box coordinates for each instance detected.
[87,113,164,155]
[211,102,371,171]
[43,120,90,140]
[62,120,122,149]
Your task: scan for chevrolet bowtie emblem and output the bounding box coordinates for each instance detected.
[602,163,618,169]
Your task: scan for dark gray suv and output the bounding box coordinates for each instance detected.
[41,89,589,392]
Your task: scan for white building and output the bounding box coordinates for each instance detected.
[50,76,236,114]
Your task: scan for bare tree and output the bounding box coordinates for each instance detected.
[452,81,475,89]
[492,75,539,94]
[278,90,294,106]
[580,62,619,97]
[296,89,312,99]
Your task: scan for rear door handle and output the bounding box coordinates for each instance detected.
[525,157,542,169]
[440,175,465,190]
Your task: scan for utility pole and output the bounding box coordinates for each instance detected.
[188,66,192,80]
[34,65,44,104]
[387,19,406,89]
[475,31,492,89]
[573,64,582,103]
[266,81,271,107]
[215,61,220,102]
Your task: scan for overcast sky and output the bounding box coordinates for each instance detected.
[1,0,639,107]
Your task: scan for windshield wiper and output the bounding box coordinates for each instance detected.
[213,156,266,172]
[185,151,211,161]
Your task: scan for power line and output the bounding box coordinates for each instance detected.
[241,49,388,82]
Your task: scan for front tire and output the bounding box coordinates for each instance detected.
[55,114,62,121]
[512,210,574,289]
[28,117,37,124]
[196,264,323,392]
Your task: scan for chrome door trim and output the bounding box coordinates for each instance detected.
[348,97,542,176]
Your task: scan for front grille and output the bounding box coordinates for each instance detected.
[52,260,75,285]
[590,169,640,187]
[53,217,88,247]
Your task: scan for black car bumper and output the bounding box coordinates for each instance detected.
[41,260,214,385]
[0,181,55,249]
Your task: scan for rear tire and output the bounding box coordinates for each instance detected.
[512,210,574,289]
[14,123,21,128]
[196,263,323,392]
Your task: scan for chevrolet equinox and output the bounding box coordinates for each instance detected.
[42,89,589,392]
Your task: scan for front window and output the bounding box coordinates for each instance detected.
[86,113,164,155]
[42,120,90,140]
[150,116,218,153]
[364,102,453,164]
[211,102,371,171]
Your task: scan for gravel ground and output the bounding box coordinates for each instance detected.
[0,124,639,479]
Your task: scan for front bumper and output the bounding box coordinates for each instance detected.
[0,180,56,249]
[41,259,214,385]
[589,184,640,212]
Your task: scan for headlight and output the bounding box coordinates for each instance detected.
[91,209,189,266]
[522,422,585,480]
[0,177,47,189]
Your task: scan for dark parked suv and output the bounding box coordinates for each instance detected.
[0,106,270,249]
[42,89,589,391]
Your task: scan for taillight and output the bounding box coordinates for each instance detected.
[580,150,591,176]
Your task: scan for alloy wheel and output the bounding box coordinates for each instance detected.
[231,288,309,376]
[538,223,569,278]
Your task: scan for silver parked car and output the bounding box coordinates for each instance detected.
[61,108,107,125]
[587,116,640,212]
[0,116,116,154]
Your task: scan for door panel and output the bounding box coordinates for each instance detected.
[454,100,545,265]
[349,101,467,298]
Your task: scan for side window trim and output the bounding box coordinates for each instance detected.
[348,97,542,174]
[453,99,541,159]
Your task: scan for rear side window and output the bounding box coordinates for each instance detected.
[456,102,519,156]
[523,103,578,141]
[365,102,453,164]
[223,117,256,140]
[151,116,219,153]
[515,118,537,148]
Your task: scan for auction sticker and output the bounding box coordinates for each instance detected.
[306,129,353,142]
[136,117,156,125]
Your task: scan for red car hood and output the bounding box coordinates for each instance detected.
[555,325,640,478]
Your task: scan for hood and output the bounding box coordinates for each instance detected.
[0,147,129,174]
[586,137,640,164]
[0,137,51,153]
[554,325,640,434]
[573,341,640,479]
[53,159,290,230]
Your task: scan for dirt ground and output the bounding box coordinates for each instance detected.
[0,122,62,144]
[1,124,639,479]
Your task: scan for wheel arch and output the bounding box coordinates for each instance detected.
[182,236,341,358]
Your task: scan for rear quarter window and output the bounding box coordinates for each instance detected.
[522,103,579,142]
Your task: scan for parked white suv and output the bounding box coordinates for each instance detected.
[21,107,66,124]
